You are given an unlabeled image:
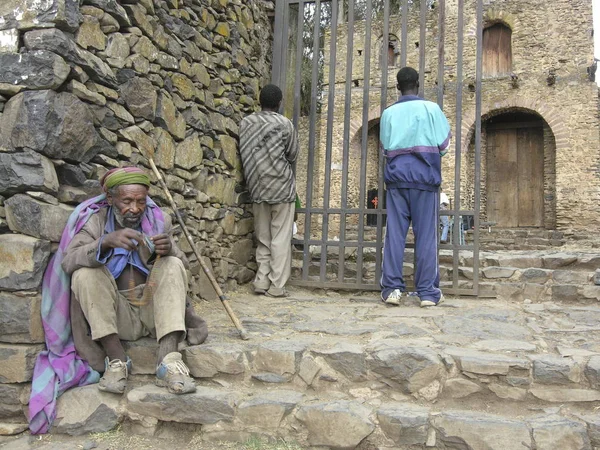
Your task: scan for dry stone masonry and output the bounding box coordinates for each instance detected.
[0,0,275,434]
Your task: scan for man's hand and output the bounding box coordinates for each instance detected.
[101,228,143,252]
[150,233,172,256]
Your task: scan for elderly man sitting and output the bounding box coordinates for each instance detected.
[60,167,204,394]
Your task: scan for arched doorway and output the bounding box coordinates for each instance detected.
[466,110,556,229]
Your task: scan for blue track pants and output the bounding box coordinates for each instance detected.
[381,188,441,301]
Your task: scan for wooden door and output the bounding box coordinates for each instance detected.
[487,125,544,227]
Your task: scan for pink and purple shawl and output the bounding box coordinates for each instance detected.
[28,194,164,434]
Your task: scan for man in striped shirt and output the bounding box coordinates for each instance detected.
[239,84,299,297]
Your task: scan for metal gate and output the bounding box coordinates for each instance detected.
[272,0,483,295]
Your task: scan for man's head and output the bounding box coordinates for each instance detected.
[259,84,283,111]
[396,66,419,95]
[101,167,151,229]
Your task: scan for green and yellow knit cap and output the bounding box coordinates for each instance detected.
[101,167,151,192]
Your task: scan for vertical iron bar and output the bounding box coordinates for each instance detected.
[473,0,483,295]
[321,0,339,283]
[272,0,286,85]
[376,0,390,287]
[292,1,305,129]
[338,0,355,282]
[418,0,426,97]
[400,0,408,67]
[356,0,373,286]
[453,0,464,291]
[280,3,292,113]
[437,0,445,108]
[302,0,322,280]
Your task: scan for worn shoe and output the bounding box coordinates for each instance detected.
[155,352,196,394]
[254,287,267,295]
[265,287,290,298]
[98,357,132,394]
[381,289,403,306]
[420,293,445,308]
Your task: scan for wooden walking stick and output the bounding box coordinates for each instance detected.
[147,158,249,340]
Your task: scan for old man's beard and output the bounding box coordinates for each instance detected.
[114,208,143,229]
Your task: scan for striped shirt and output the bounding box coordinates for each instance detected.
[239,111,299,204]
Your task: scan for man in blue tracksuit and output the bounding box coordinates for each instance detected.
[379,67,451,307]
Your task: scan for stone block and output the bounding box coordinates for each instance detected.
[53,384,121,436]
[377,403,429,446]
[122,338,157,375]
[530,416,592,450]
[1,90,106,163]
[0,234,51,291]
[296,401,374,449]
[182,343,246,378]
[127,385,236,424]
[369,346,444,393]
[202,174,236,205]
[581,285,600,301]
[314,343,367,382]
[532,355,581,385]
[0,292,43,344]
[446,349,530,376]
[224,239,253,265]
[488,383,527,400]
[584,356,600,389]
[482,266,516,279]
[0,151,59,195]
[432,411,531,450]
[298,355,321,385]
[0,51,69,90]
[233,218,254,236]
[151,128,176,170]
[121,77,157,121]
[0,343,45,383]
[0,384,26,419]
[253,341,307,376]
[579,415,600,447]
[5,194,74,242]
[541,253,578,269]
[1,0,80,32]
[529,387,600,402]
[0,422,28,436]
[175,134,203,170]
[435,317,531,340]
[237,390,303,429]
[0,29,19,52]
[76,16,106,50]
[551,285,579,302]
[520,268,551,283]
[83,0,131,26]
[443,378,482,398]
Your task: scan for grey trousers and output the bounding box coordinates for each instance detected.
[71,256,187,342]
[252,202,295,291]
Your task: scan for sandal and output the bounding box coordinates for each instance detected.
[155,352,196,394]
[98,357,131,394]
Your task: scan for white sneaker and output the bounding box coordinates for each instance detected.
[420,293,445,308]
[381,289,403,306]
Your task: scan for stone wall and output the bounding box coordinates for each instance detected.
[299,0,600,235]
[0,0,274,426]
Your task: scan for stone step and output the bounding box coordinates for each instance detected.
[53,380,600,450]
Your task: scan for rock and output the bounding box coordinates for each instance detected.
[105,33,130,60]
[0,151,59,195]
[24,28,117,87]
[445,349,530,376]
[121,77,157,121]
[233,217,253,235]
[488,383,527,400]
[443,378,482,398]
[298,355,321,385]
[530,416,592,450]
[578,415,600,447]
[0,292,44,344]
[127,385,236,424]
[0,384,25,419]
[529,387,600,402]
[377,403,429,446]
[1,0,80,32]
[252,373,289,383]
[542,253,578,269]
[170,74,195,100]
[581,285,600,300]
[200,174,236,205]
[482,266,517,279]
[183,343,246,378]
[435,414,529,449]
[122,338,157,375]
[532,355,581,385]
[297,401,374,449]
[175,134,203,170]
[155,92,186,140]
[225,239,253,265]
[585,356,600,389]
[152,128,176,170]
[551,284,579,302]
[436,317,531,340]
[0,29,19,52]
[1,90,105,163]
[218,135,240,170]
[469,339,537,352]
[120,126,154,157]
[5,194,74,242]
[253,341,307,376]
[237,390,303,429]
[0,51,69,90]
[76,16,106,50]
[69,80,106,105]
[82,0,130,26]
[314,343,368,382]
[0,423,28,436]
[0,235,51,291]
[52,385,119,435]
[369,346,444,393]
[0,343,45,383]
[57,183,102,204]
